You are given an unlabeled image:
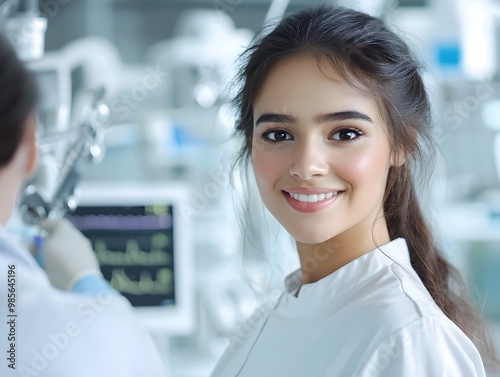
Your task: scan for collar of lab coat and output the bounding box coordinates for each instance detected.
[279,238,413,317]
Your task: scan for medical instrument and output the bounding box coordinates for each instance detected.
[19,87,110,225]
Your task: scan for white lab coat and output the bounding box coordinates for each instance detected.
[210,238,486,377]
[0,226,169,377]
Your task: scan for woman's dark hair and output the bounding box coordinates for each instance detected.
[0,33,38,168]
[232,4,499,369]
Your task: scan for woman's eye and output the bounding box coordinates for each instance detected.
[331,128,363,143]
[261,130,293,143]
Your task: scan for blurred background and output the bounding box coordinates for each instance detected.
[2,0,500,375]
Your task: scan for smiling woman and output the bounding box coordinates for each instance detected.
[210,4,499,377]
[252,56,393,260]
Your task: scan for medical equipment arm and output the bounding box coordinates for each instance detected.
[20,87,109,225]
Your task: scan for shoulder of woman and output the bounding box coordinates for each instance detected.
[354,314,486,377]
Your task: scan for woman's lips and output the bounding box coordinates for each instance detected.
[282,190,344,213]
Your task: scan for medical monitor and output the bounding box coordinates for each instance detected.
[66,182,194,334]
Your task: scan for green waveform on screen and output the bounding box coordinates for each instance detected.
[110,268,174,295]
[94,234,172,266]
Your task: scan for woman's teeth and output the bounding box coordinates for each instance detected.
[289,192,339,203]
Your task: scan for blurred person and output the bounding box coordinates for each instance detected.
[211,5,499,377]
[0,33,168,376]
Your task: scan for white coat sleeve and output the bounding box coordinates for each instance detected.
[0,230,170,377]
[355,316,486,377]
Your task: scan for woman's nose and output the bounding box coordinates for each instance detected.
[289,140,329,180]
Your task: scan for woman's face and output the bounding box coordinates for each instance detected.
[252,55,394,244]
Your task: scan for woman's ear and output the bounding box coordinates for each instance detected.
[390,150,406,167]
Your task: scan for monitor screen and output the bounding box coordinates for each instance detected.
[67,204,176,307]
[66,183,194,334]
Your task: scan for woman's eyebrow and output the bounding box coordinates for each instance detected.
[255,111,373,127]
[314,111,373,124]
[255,113,297,127]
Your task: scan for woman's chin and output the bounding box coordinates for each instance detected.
[286,228,339,245]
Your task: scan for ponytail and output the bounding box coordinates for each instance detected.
[385,164,499,370]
